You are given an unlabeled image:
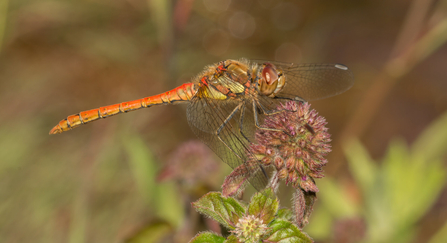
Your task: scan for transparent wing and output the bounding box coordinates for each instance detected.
[255,61,354,101]
[186,86,269,191]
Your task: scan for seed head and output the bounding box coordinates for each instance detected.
[249,101,331,192]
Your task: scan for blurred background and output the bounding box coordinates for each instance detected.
[1,0,447,242]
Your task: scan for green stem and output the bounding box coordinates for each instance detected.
[0,0,9,52]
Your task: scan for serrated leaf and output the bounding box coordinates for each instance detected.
[223,235,241,243]
[189,232,225,243]
[248,188,278,224]
[193,192,246,229]
[265,219,313,243]
[276,208,293,221]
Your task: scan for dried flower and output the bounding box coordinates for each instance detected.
[250,101,331,193]
[292,188,317,228]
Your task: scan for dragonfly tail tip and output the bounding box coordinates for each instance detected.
[49,125,62,135]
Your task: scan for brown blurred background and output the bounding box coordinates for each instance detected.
[0,0,446,242]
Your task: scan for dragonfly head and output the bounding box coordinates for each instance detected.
[258,62,285,97]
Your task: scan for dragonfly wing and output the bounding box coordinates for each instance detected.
[255,61,354,101]
[186,88,269,191]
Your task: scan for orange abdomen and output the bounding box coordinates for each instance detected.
[50,83,197,134]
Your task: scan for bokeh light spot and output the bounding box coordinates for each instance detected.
[228,12,256,39]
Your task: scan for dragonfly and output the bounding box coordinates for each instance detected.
[50,59,354,191]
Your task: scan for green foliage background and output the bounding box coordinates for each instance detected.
[0,0,446,242]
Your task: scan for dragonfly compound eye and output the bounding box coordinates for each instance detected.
[259,63,279,96]
[262,63,279,85]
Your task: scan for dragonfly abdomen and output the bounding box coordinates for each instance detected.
[49,82,197,134]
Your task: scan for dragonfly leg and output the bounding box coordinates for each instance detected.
[252,100,285,133]
[237,104,252,143]
[256,100,287,116]
[274,95,307,103]
[293,96,307,103]
[216,102,269,183]
[215,103,245,161]
[260,98,315,134]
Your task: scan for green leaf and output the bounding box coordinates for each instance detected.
[344,138,446,243]
[382,139,446,230]
[126,221,173,243]
[223,235,241,243]
[276,208,293,221]
[343,139,378,194]
[412,110,447,161]
[123,132,184,227]
[317,179,359,218]
[248,188,278,224]
[153,182,184,227]
[122,133,157,203]
[193,192,246,229]
[189,232,225,243]
[305,206,333,240]
[265,219,313,243]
